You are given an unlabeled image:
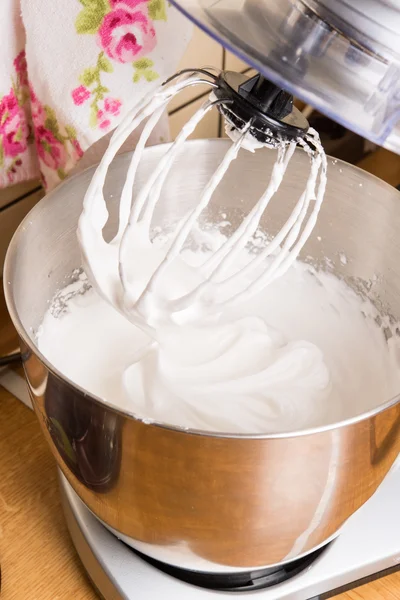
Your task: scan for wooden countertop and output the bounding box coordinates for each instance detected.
[2,147,400,598]
[0,385,97,600]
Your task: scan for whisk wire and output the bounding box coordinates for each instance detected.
[162,68,218,86]
[80,73,217,312]
[139,120,252,305]
[140,98,231,230]
[205,140,296,279]
[79,71,326,330]
[119,96,231,304]
[84,73,211,223]
[116,103,166,241]
[220,134,327,308]
[221,140,317,287]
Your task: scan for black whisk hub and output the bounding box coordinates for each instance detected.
[214,71,309,145]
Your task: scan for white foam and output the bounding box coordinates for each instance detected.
[38,248,400,434]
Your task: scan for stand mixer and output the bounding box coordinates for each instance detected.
[5,1,400,599]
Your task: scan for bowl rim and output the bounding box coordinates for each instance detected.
[4,138,400,440]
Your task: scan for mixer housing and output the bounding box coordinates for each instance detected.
[170,0,400,153]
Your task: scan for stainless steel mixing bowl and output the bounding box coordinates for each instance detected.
[4,139,400,573]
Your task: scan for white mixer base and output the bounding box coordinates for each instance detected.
[59,461,400,599]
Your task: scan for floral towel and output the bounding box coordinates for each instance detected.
[0,0,192,190]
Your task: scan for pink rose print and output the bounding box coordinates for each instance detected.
[0,50,34,188]
[96,109,111,130]
[97,96,122,130]
[6,158,24,185]
[110,0,147,7]
[104,97,121,115]
[0,51,88,189]
[72,85,91,106]
[29,85,45,124]
[97,2,156,64]
[71,138,84,161]
[14,50,29,88]
[0,90,28,158]
[35,125,68,171]
[73,0,166,130]
[29,87,85,186]
[73,51,125,130]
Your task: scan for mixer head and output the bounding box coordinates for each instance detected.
[169,0,400,154]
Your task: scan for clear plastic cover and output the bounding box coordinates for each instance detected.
[170,0,400,153]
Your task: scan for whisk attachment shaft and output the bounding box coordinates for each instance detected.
[214,71,309,146]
